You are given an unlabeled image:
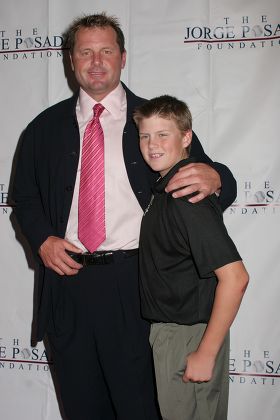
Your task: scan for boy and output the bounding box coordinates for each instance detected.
[133,95,249,420]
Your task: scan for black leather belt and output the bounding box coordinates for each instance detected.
[67,249,138,266]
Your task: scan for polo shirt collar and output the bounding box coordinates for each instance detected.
[153,157,197,194]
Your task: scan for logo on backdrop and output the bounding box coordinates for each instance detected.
[230,348,280,386]
[184,14,280,51]
[226,180,280,216]
[0,183,11,215]
[0,337,51,373]
[0,27,65,61]
[2,337,278,384]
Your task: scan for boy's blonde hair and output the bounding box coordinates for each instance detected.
[133,95,192,153]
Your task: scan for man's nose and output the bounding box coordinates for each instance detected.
[92,52,102,64]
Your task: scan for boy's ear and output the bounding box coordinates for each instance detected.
[182,130,192,148]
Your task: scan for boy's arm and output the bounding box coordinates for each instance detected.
[183,260,249,383]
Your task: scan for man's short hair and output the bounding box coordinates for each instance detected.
[64,12,125,53]
[133,95,192,133]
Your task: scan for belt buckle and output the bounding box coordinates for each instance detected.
[103,252,113,264]
[92,253,103,265]
[87,252,114,265]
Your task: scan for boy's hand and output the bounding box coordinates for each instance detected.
[182,350,215,383]
[165,163,221,203]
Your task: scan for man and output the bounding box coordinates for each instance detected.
[12,13,236,420]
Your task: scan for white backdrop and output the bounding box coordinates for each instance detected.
[1,1,279,419]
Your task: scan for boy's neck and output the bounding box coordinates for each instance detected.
[159,153,189,178]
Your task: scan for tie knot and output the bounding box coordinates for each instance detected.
[93,103,104,119]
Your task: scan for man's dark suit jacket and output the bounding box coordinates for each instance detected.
[12,83,237,341]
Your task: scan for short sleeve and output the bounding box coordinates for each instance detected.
[170,196,241,278]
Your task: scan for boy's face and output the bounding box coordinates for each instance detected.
[139,115,192,177]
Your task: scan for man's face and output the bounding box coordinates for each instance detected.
[139,115,191,177]
[70,26,126,101]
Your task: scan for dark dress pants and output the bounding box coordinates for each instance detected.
[47,254,160,420]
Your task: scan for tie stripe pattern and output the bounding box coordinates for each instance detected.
[78,103,105,252]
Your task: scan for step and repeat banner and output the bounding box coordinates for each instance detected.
[1,1,279,419]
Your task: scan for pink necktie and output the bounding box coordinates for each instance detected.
[78,103,105,252]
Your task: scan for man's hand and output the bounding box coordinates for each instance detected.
[165,163,221,203]
[39,236,83,276]
[183,350,215,383]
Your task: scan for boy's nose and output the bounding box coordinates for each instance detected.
[148,136,159,148]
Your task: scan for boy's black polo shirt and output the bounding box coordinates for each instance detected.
[139,158,241,325]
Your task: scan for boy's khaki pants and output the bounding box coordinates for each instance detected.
[150,323,229,420]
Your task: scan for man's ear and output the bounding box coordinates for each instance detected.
[69,52,74,71]
[121,50,127,69]
[182,129,192,148]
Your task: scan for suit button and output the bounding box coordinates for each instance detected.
[130,161,137,165]
[65,185,73,192]
[69,151,77,156]
[137,191,142,194]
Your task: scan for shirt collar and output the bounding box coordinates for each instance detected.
[153,157,197,194]
[78,83,126,121]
